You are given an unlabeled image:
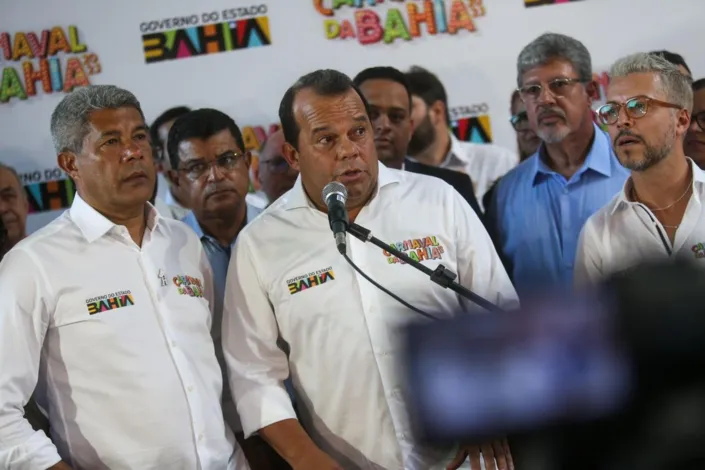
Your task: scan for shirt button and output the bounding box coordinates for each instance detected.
[170,340,177,348]
[198,434,204,441]
[187,386,193,392]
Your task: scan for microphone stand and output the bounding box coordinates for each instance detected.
[347,222,505,314]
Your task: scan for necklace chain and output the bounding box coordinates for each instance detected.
[630,174,694,230]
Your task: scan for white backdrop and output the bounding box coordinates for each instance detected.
[1,0,703,232]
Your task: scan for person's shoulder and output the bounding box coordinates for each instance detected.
[585,191,623,233]
[495,154,537,193]
[2,211,75,270]
[458,141,518,162]
[158,215,204,248]
[398,166,457,195]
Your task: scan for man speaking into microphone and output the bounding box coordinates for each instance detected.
[222,69,518,470]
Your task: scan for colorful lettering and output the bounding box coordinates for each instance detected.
[288,270,336,295]
[86,294,135,315]
[384,235,445,264]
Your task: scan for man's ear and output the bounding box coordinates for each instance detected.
[244,150,252,169]
[58,152,79,182]
[166,169,180,188]
[282,142,300,172]
[584,80,599,105]
[676,108,692,138]
[429,100,447,127]
[407,116,415,145]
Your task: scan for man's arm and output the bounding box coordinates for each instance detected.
[452,187,520,311]
[574,219,603,288]
[0,249,64,469]
[222,234,340,469]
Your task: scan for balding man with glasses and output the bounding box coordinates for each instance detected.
[486,33,629,298]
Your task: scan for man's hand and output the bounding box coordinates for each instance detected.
[290,447,343,470]
[447,438,514,470]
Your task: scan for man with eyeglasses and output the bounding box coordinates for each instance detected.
[487,33,628,297]
[167,109,292,470]
[575,53,705,285]
[685,78,705,169]
[254,129,299,206]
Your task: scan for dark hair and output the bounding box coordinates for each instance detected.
[167,108,245,170]
[693,78,705,92]
[650,50,691,75]
[150,106,191,146]
[279,69,370,151]
[353,66,412,110]
[405,66,450,124]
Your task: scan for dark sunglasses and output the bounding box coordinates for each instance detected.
[597,95,682,126]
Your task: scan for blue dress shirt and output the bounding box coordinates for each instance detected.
[489,124,629,297]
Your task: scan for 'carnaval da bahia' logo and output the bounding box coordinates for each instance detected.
[0,26,101,104]
[141,5,271,64]
[315,0,486,46]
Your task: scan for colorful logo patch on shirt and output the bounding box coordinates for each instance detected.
[85,290,135,315]
[173,275,204,298]
[286,266,335,295]
[383,235,445,264]
[692,242,705,259]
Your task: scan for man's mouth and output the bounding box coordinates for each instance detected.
[124,171,148,182]
[617,136,642,147]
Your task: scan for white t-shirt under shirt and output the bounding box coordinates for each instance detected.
[575,158,705,285]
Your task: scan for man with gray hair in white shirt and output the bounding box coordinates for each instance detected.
[576,53,704,285]
[0,85,236,469]
[223,69,518,470]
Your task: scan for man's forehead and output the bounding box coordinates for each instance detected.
[522,59,578,82]
[607,73,661,101]
[178,130,240,160]
[260,131,285,159]
[0,167,21,190]
[295,88,365,123]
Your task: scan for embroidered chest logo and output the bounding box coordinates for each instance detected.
[692,243,705,259]
[85,290,134,315]
[383,235,445,264]
[286,266,335,295]
[173,275,204,298]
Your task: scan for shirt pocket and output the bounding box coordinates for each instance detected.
[53,287,138,329]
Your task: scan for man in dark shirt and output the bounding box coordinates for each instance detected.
[353,66,484,219]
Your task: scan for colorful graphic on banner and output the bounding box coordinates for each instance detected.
[590,70,610,131]
[450,103,493,143]
[315,0,486,45]
[25,178,75,214]
[0,26,101,104]
[524,0,584,8]
[141,5,272,64]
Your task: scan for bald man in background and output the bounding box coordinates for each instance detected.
[253,130,299,207]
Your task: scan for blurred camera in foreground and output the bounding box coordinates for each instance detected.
[403,259,705,470]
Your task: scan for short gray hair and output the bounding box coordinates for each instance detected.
[609,53,694,111]
[50,85,144,154]
[517,33,592,87]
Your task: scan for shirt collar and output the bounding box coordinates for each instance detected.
[610,157,705,215]
[283,161,400,211]
[531,123,613,186]
[70,193,161,243]
[442,131,469,167]
[181,204,258,247]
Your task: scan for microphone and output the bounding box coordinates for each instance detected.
[321,182,349,254]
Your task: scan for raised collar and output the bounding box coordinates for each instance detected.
[283,161,400,211]
[70,193,161,243]
[610,157,705,215]
[181,204,259,247]
[530,123,613,186]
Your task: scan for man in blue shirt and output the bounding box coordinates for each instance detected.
[167,109,290,470]
[487,33,629,297]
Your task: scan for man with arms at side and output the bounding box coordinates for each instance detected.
[575,53,704,285]
[222,69,518,470]
[405,66,518,210]
[488,33,629,296]
[167,108,288,470]
[150,106,193,219]
[0,85,236,469]
[353,66,484,220]
[685,78,705,169]
[253,129,299,207]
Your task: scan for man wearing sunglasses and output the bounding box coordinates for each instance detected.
[509,90,541,162]
[575,53,704,285]
[168,109,292,470]
[685,78,705,169]
[254,129,299,207]
[487,33,629,297]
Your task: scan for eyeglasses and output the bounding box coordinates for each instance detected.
[693,111,705,131]
[509,111,529,131]
[259,156,292,174]
[596,95,682,126]
[518,77,584,101]
[179,151,246,180]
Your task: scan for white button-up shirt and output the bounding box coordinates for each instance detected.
[440,132,518,211]
[575,158,705,285]
[0,194,236,470]
[223,163,518,470]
